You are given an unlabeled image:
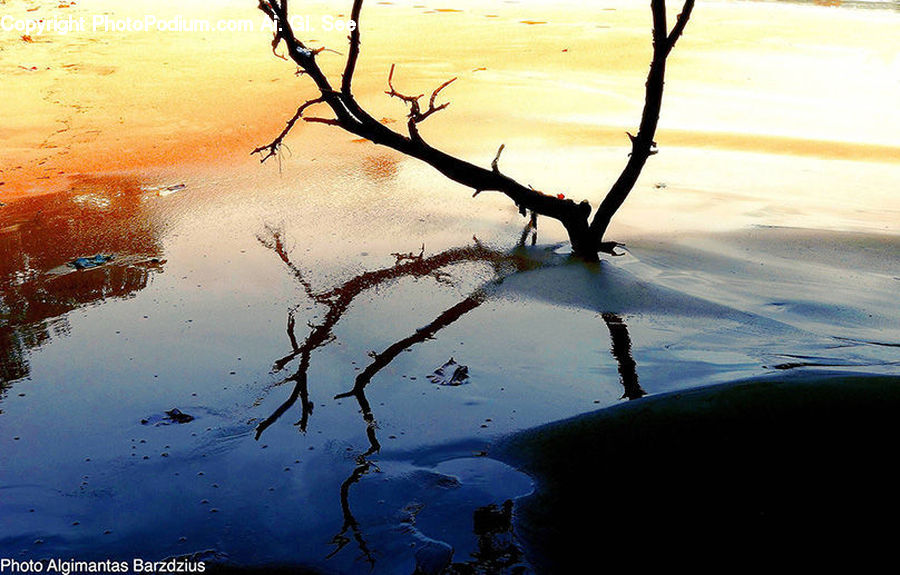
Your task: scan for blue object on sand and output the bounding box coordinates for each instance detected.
[68,254,114,270]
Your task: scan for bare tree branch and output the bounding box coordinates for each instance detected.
[254,0,694,260]
[385,64,457,139]
[252,97,325,163]
[667,0,696,54]
[302,117,342,126]
[589,0,691,243]
[341,0,365,95]
[491,144,506,173]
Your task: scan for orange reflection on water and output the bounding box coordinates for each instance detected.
[0,176,165,385]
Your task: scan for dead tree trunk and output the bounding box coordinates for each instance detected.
[255,0,694,261]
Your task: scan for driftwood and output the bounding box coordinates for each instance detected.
[254,1,694,258]
[253,0,694,261]
[254,0,694,261]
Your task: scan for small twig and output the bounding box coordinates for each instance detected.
[303,117,342,126]
[253,97,325,163]
[491,144,505,172]
[667,0,696,54]
[312,46,342,56]
[417,76,457,122]
[385,64,456,139]
[391,244,426,264]
[385,64,423,105]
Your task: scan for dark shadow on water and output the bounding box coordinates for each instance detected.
[497,372,900,567]
[444,500,528,574]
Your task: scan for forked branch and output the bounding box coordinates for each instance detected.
[254,0,694,260]
[385,64,457,139]
[252,97,325,162]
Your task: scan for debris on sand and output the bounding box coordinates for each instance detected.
[140,183,186,197]
[68,254,114,270]
[427,358,470,386]
[159,184,186,196]
[141,408,195,426]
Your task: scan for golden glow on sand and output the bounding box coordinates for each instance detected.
[1,0,898,210]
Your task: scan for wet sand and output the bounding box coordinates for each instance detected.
[1,0,899,572]
[2,1,898,208]
[496,372,900,568]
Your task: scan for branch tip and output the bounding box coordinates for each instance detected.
[491,144,506,172]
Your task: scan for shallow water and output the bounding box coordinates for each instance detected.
[2,162,897,570]
[1,0,899,572]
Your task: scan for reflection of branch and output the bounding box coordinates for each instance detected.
[255,227,648,567]
[602,313,646,400]
[335,292,487,455]
[254,361,313,439]
[327,459,376,567]
[255,0,604,258]
[255,227,529,441]
[337,293,485,400]
[265,233,523,376]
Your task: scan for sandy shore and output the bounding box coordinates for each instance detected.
[2,0,897,212]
